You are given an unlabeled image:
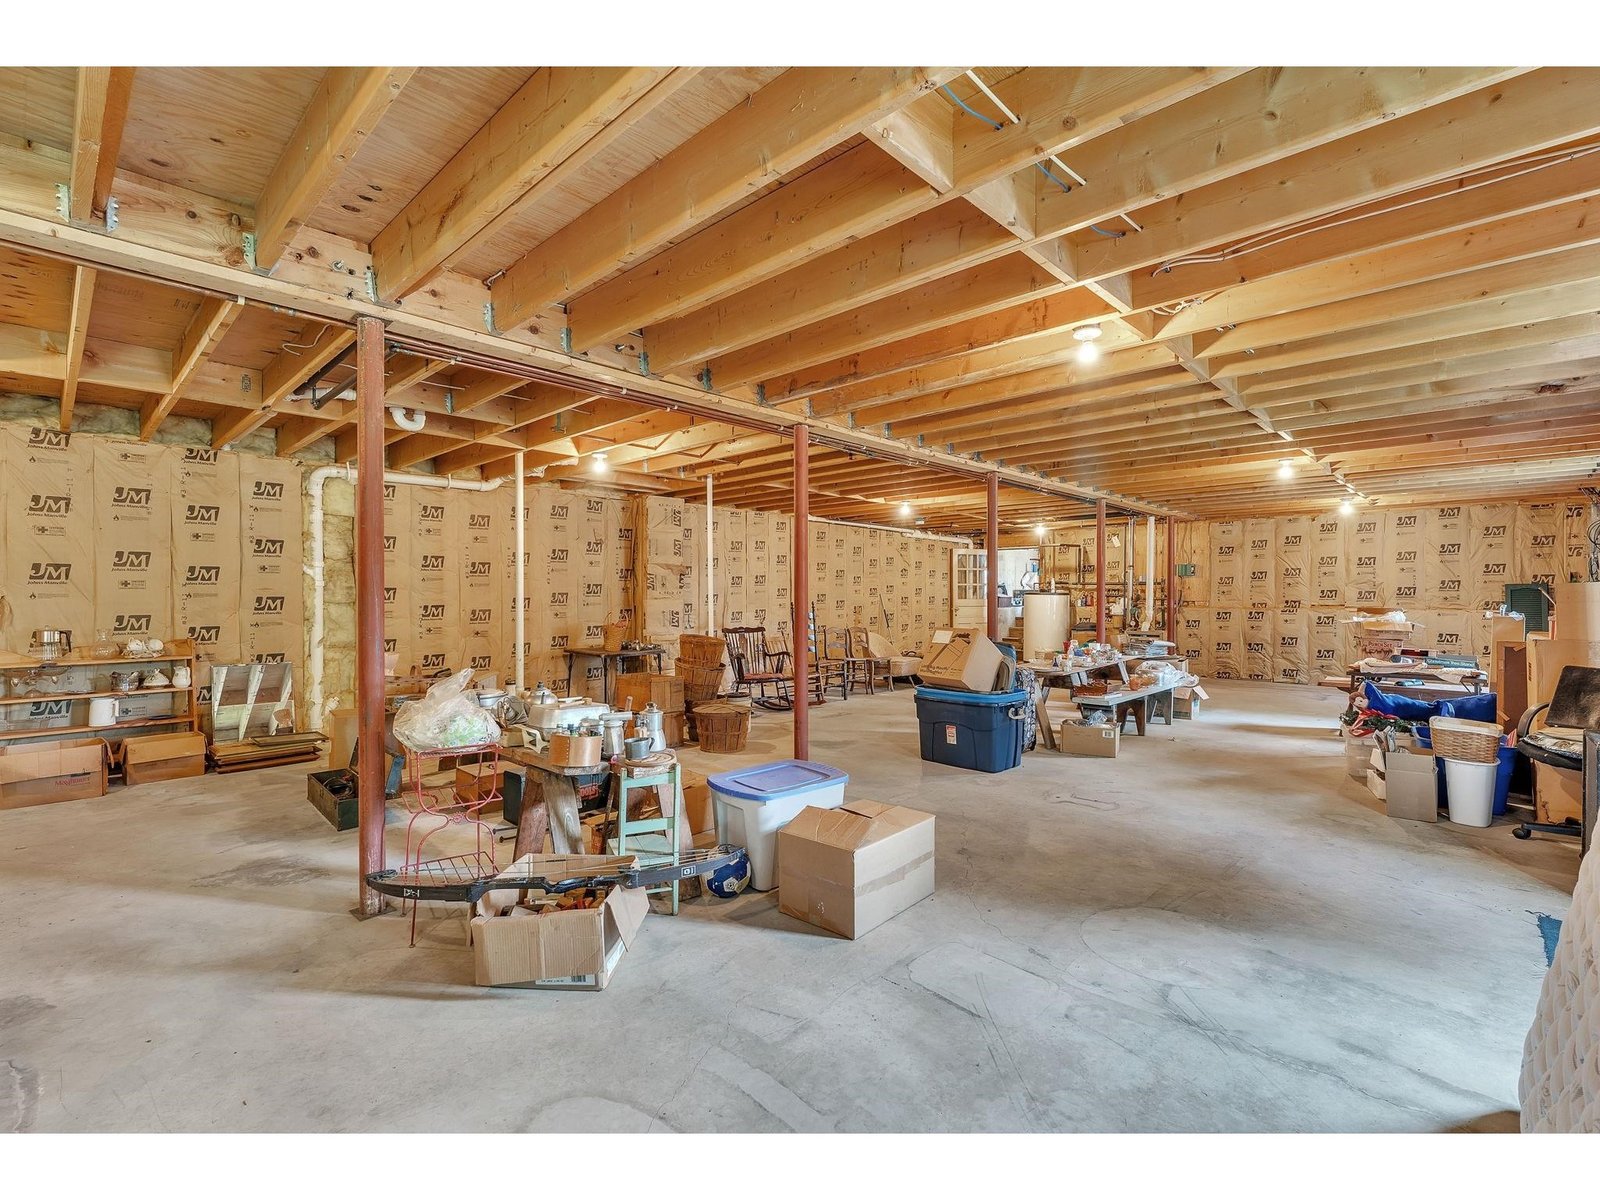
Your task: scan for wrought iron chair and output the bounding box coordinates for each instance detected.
[721,626,792,710]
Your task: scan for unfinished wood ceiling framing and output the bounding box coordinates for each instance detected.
[1,66,1598,531]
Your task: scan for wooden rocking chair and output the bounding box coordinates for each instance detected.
[722,627,793,710]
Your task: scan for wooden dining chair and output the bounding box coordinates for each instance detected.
[721,626,792,710]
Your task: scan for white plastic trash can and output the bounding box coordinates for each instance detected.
[1443,758,1496,827]
[708,760,849,890]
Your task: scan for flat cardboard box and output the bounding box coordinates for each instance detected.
[918,628,1005,693]
[0,738,108,809]
[613,673,685,714]
[471,853,648,990]
[777,799,935,939]
[1366,766,1387,802]
[122,731,207,786]
[1058,721,1120,758]
[1381,745,1438,823]
[680,768,714,837]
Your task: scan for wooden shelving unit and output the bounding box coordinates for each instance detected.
[0,640,200,745]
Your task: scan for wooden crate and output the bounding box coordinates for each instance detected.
[613,673,685,714]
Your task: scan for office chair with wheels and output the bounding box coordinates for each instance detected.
[1513,664,1600,843]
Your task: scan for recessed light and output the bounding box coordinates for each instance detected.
[1338,499,1354,515]
[1035,524,1048,538]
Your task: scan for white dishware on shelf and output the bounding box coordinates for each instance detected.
[143,669,172,689]
[125,638,148,656]
[171,665,191,689]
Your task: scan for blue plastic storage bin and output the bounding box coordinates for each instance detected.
[914,686,1028,773]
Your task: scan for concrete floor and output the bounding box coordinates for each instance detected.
[0,679,1578,1133]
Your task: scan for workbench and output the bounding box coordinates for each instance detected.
[562,646,665,701]
[1070,680,1180,736]
[500,745,606,860]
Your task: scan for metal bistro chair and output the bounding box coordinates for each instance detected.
[722,627,793,711]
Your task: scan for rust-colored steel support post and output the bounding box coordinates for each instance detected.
[1095,499,1107,644]
[792,424,810,760]
[355,315,387,916]
[986,473,1000,642]
[1166,517,1179,641]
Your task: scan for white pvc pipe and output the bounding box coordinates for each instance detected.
[705,474,714,635]
[514,452,526,693]
[305,464,507,731]
[1145,515,1155,632]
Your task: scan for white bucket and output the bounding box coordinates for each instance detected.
[1443,759,1497,827]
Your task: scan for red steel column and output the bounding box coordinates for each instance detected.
[1094,499,1107,643]
[985,474,999,641]
[355,316,387,915]
[791,424,810,760]
[1166,517,1179,641]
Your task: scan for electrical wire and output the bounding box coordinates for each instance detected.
[278,324,331,356]
[941,84,1003,130]
[1089,224,1125,238]
[1037,163,1074,193]
[1151,141,1600,278]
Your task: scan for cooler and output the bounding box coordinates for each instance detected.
[915,686,1028,773]
[707,759,849,890]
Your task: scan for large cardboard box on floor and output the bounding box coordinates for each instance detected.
[918,628,1004,692]
[470,854,648,990]
[680,768,714,838]
[1380,744,1438,823]
[777,800,935,939]
[1058,720,1120,758]
[0,738,108,809]
[121,732,207,787]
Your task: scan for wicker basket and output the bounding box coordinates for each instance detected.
[674,658,724,703]
[693,701,750,753]
[600,615,629,653]
[678,634,725,667]
[1428,716,1502,764]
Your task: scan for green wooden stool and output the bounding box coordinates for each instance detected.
[604,760,683,915]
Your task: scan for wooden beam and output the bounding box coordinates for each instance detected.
[212,323,354,449]
[58,266,95,430]
[70,68,134,224]
[648,199,1016,370]
[255,68,416,269]
[371,68,682,300]
[869,92,955,193]
[1072,69,1600,286]
[488,67,964,332]
[1135,143,1600,314]
[710,255,1066,388]
[568,144,934,353]
[951,68,1246,189]
[139,297,242,440]
[1034,67,1522,241]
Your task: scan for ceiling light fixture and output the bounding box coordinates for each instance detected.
[1338,499,1355,515]
[899,501,913,517]
[591,452,609,475]
[1072,323,1103,365]
[1276,459,1295,480]
[1035,523,1048,539]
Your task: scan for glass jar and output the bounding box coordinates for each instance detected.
[90,628,121,659]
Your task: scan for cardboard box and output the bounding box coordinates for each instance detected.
[613,673,685,714]
[470,853,648,990]
[122,731,207,786]
[1381,745,1438,823]
[1534,760,1584,825]
[454,766,505,808]
[680,768,714,837]
[777,800,935,939]
[1172,683,1209,719]
[1365,766,1387,801]
[1058,721,1120,758]
[328,707,358,771]
[546,731,601,768]
[918,628,1005,693]
[0,738,108,809]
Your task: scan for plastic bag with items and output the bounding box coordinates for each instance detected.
[392,667,501,752]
